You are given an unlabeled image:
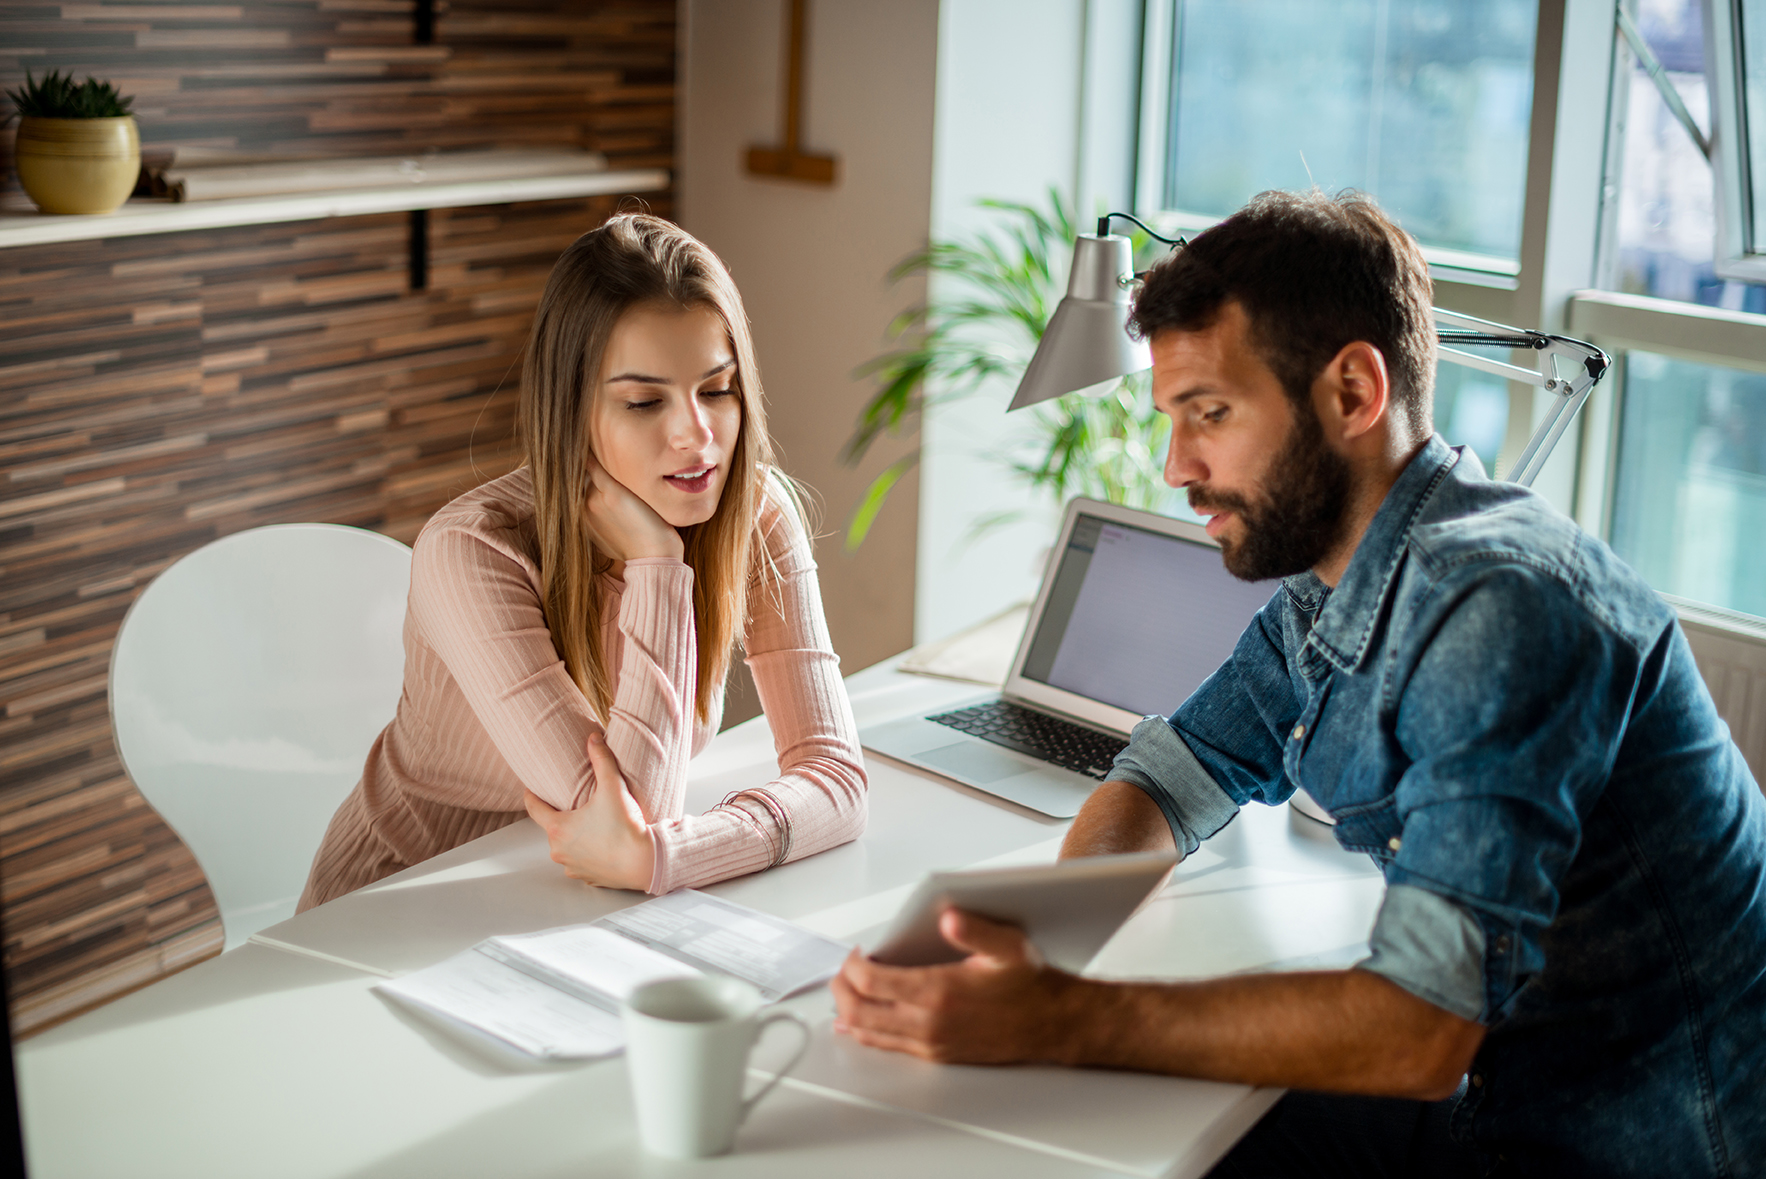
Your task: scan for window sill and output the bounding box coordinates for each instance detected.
[1566,289,1766,369]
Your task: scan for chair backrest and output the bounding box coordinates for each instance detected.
[109,524,412,949]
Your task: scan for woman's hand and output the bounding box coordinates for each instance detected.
[523,731,657,890]
[583,453,684,563]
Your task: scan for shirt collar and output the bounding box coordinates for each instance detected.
[1283,433,1461,674]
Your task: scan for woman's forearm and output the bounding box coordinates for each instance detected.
[600,558,699,821]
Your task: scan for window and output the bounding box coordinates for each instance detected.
[1608,351,1766,616]
[1709,0,1766,281]
[1152,0,1539,268]
[1588,0,1766,622]
[1433,361,1510,472]
[1140,0,1766,624]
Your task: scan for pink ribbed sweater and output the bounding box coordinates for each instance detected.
[297,468,866,910]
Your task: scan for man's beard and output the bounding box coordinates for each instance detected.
[1188,403,1353,582]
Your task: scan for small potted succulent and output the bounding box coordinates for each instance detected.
[5,69,139,215]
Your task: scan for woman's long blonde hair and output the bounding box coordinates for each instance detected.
[519,214,775,724]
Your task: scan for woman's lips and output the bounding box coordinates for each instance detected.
[664,466,715,494]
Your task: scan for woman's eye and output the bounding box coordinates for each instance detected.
[624,398,662,412]
[701,386,736,399]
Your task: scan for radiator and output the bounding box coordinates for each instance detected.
[1675,601,1766,793]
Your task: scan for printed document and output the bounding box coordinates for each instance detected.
[376,891,850,1060]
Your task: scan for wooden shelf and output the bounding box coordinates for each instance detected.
[0,168,670,249]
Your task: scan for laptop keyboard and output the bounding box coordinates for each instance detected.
[927,700,1129,781]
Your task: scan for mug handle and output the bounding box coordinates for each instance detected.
[739,1011,811,1123]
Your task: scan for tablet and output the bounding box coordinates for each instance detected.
[866,851,1179,972]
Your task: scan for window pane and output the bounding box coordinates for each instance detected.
[1740,0,1766,249]
[1606,0,1766,308]
[1164,0,1537,262]
[1610,0,1732,304]
[1610,351,1766,619]
[1433,361,1509,472]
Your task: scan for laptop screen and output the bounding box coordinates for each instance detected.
[1018,513,1279,717]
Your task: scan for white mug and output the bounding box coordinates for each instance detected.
[621,976,811,1159]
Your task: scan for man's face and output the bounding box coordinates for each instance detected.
[1151,301,1351,582]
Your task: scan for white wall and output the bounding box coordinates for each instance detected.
[679,0,939,704]
[683,0,1138,666]
[918,0,1137,643]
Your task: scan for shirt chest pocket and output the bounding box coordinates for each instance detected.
[1328,794,1405,865]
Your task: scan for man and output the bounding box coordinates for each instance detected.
[832,190,1766,1176]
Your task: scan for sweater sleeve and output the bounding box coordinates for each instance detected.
[647,485,869,892]
[409,517,697,816]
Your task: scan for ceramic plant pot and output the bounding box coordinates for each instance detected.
[14,115,140,215]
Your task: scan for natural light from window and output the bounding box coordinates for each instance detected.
[1161,0,1538,266]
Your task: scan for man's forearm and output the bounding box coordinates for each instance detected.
[1050,967,1483,1100]
[1061,780,1177,858]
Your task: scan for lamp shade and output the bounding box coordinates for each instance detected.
[1008,233,1151,411]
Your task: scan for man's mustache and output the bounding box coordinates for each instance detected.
[1188,485,1255,516]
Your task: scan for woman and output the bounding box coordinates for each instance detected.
[298,214,866,909]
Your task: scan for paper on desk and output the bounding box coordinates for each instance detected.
[898,602,1030,686]
[379,944,627,1059]
[486,925,702,1005]
[598,890,851,1001]
[374,891,850,1060]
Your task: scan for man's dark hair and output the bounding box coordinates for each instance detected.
[1127,189,1436,438]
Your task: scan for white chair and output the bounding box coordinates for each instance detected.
[109,524,411,950]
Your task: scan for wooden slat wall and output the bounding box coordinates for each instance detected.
[0,0,675,1034]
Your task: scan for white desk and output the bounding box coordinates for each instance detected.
[16,657,1383,1179]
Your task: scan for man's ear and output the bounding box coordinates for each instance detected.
[1313,340,1390,443]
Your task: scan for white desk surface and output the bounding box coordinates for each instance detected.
[16,945,1122,1179]
[16,657,1385,1179]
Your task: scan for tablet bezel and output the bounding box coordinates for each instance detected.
[866,851,1180,972]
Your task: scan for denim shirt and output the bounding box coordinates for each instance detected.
[1110,436,1766,1176]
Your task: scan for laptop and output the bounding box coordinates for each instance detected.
[860,497,1276,818]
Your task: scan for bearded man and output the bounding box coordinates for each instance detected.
[832,190,1766,1177]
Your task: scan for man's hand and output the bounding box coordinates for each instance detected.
[582,452,684,563]
[523,731,657,890]
[831,909,1093,1064]
[834,905,1485,1100]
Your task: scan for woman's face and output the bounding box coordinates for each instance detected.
[591,301,743,529]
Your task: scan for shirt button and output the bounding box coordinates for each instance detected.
[1291,724,1305,740]
[1387,836,1402,852]
[1471,1073,1484,1088]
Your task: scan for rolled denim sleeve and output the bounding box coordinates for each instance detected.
[1357,884,1487,1020]
[1111,716,1240,854]
[1382,561,1642,1023]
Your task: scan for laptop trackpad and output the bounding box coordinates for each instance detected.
[918,741,1029,784]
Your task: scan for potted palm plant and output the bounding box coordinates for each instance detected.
[843,192,1175,549]
[6,69,139,215]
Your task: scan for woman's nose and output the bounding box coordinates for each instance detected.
[668,397,714,448]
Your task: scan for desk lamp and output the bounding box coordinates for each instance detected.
[1013,213,1611,487]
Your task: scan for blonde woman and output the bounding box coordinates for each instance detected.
[298,215,866,908]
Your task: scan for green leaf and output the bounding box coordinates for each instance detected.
[5,68,133,121]
[844,188,1172,548]
[844,453,920,551]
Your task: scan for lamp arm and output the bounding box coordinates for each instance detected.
[1096,212,1187,247]
[1434,309,1610,487]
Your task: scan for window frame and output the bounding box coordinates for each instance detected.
[1132,0,1766,624]
[1705,0,1766,280]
